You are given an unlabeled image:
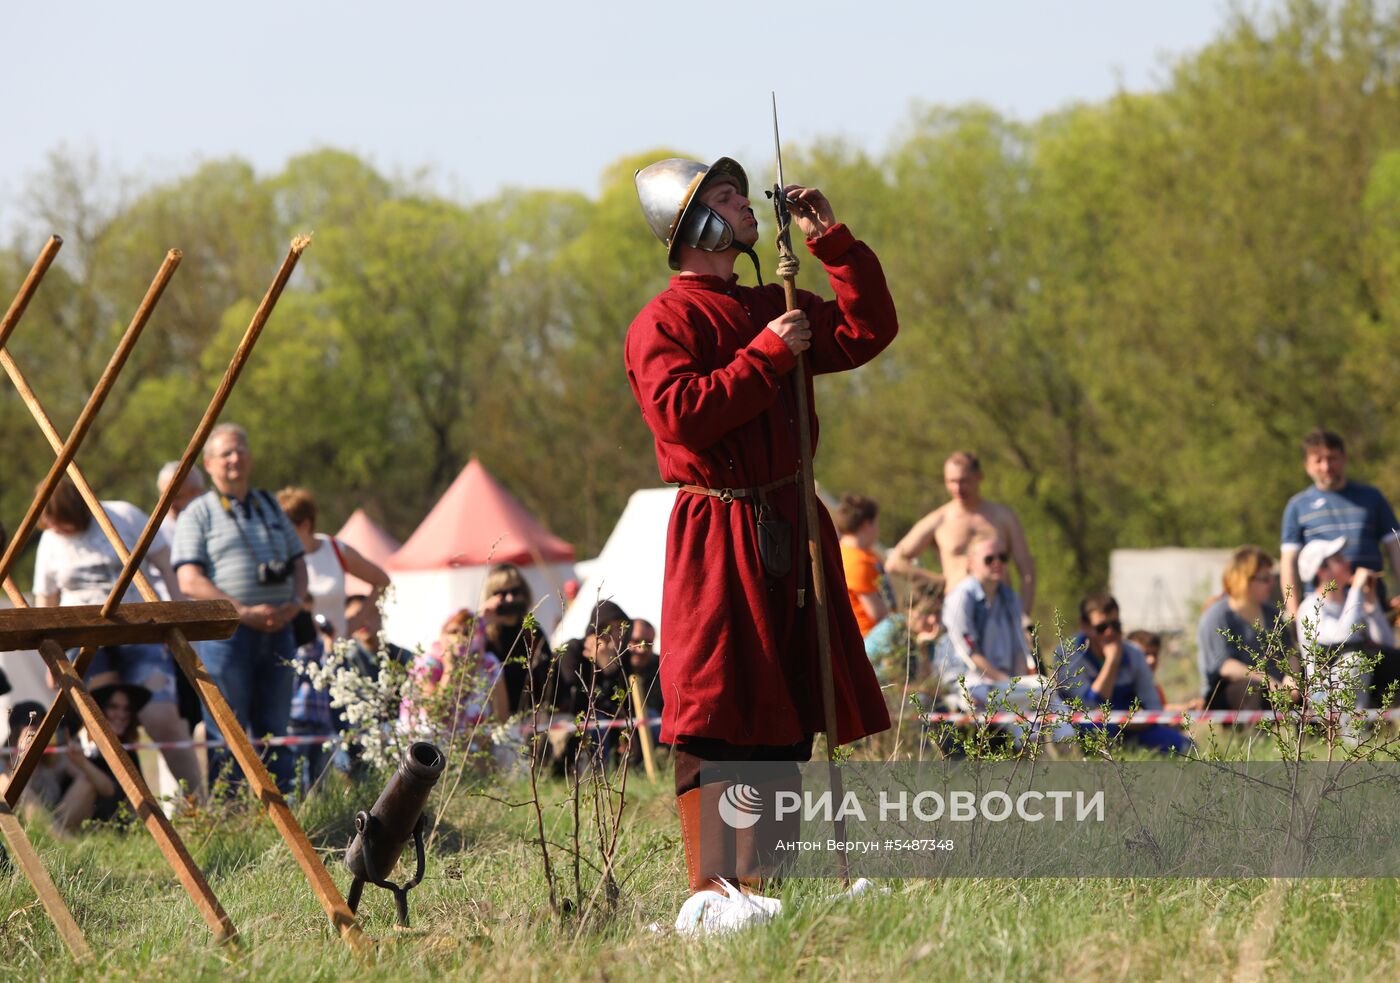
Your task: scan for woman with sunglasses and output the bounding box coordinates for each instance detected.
[479,563,553,713]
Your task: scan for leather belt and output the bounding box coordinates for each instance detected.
[675,470,800,504]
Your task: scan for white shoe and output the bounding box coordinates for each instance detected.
[674,879,781,936]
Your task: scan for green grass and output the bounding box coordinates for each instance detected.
[3,762,1400,982]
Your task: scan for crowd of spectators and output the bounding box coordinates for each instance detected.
[9,420,1398,830]
[846,428,1400,755]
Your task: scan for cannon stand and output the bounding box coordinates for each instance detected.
[346,812,428,928]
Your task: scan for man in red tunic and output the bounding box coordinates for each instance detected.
[626,156,897,934]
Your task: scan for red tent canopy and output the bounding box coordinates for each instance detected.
[388,458,575,571]
[334,508,401,595]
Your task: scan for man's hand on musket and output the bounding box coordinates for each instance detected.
[767,309,811,356]
[782,184,837,238]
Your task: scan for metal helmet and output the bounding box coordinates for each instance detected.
[635,157,750,270]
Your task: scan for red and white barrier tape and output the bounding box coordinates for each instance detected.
[1,733,341,758]
[920,708,1400,726]
[1,717,656,758]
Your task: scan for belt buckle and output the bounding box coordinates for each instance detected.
[719,488,734,504]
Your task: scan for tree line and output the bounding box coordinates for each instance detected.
[3,0,1399,620]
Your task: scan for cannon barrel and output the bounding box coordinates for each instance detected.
[345,741,445,883]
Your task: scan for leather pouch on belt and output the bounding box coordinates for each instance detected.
[756,505,792,579]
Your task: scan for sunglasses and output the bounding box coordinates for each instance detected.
[981,552,1010,565]
[1090,619,1122,635]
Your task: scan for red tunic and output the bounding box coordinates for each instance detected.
[624,224,897,745]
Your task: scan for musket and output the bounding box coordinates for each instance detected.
[768,93,850,887]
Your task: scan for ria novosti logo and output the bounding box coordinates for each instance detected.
[717,783,764,829]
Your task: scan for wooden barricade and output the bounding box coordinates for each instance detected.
[0,235,368,957]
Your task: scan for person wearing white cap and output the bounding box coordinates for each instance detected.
[1296,536,1396,708]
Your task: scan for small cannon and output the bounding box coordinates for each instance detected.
[345,741,445,927]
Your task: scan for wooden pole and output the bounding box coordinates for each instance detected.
[0,234,62,351]
[769,93,848,884]
[627,673,657,782]
[0,240,307,799]
[780,269,851,887]
[0,803,90,961]
[0,249,181,587]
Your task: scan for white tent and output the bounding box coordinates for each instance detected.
[1109,548,1233,634]
[553,488,675,648]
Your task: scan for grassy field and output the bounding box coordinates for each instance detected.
[3,747,1400,983]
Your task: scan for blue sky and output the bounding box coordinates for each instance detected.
[1,1,1263,223]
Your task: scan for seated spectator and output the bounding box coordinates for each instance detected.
[864,581,949,693]
[277,486,390,638]
[940,532,1073,743]
[1295,536,1399,708]
[34,475,202,799]
[1126,630,1169,707]
[627,618,664,717]
[1296,537,1396,648]
[1059,595,1192,755]
[479,563,554,712]
[545,601,651,772]
[1197,546,1298,710]
[401,608,509,740]
[84,682,148,822]
[344,594,412,670]
[836,494,892,637]
[1,702,109,833]
[1126,629,1203,712]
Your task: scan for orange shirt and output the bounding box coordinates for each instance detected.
[841,543,888,637]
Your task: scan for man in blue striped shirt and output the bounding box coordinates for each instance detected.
[173,423,306,793]
[1280,428,1400,622]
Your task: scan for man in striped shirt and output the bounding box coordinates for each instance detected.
[173,423,306,793]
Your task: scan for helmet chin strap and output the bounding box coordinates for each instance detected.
[737,244,763,286]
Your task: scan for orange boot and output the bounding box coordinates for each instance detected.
[676,784,734,893]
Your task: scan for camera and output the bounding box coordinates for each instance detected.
[257,559,292,585]
[496,599,527,618]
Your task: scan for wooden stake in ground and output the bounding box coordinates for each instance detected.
[770,94,850,887]
[627,673,658,782]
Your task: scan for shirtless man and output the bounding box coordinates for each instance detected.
[885,451,1036,618]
